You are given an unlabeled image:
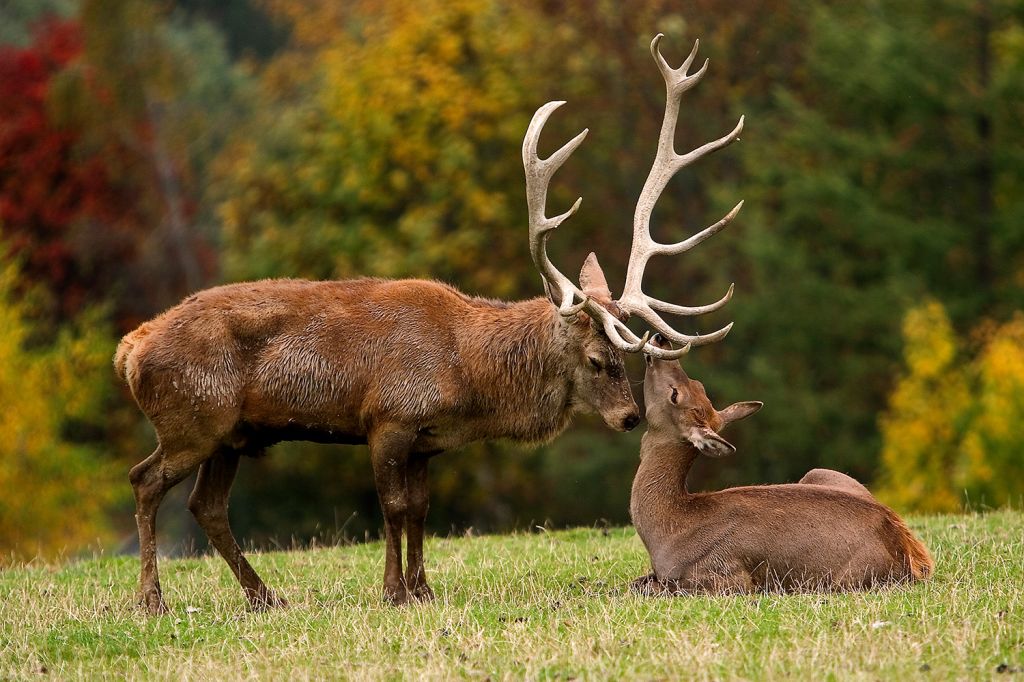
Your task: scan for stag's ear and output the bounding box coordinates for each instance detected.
[579,252,612,299]
[717,401,763,430]
[687,426,736,458]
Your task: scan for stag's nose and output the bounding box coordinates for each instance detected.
[622,413,641,431]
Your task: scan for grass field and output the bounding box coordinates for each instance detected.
[1,511,1022,680]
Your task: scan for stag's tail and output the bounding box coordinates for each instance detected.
[886,509,934,581]
[113,323,151,389]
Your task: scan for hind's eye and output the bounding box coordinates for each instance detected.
[588,357,603,372]
[670,387,679,404]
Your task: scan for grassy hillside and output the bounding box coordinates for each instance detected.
[1,512,1022,680]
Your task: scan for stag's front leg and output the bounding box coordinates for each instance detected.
[369,426,416,605]
[405,454,434,601]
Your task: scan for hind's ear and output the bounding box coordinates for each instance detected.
[579,252,612,299]
[687,426,736,458]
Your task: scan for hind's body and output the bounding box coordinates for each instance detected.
[630,334,933,596]
[632,462,932,594]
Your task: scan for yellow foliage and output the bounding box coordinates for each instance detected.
[0,259,120,561]
[218,0,541,297]
[877,302,970,512]
[959,314,1024,506]
[878,302,1024,512]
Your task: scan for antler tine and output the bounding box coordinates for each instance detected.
[596,314,692,359]
[523,101,590,309]
[657,200,743,257]
[614,34,744,355]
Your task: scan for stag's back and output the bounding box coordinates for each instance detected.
[114,278,565,447]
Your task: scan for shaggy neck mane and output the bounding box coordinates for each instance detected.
[458,296,576,444]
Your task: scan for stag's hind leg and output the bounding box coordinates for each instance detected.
[369,426,417,606]
[188,450,285,611]
[130,445,203,615]
[404,454,434,601]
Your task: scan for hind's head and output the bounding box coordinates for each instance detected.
[643,334,762,457]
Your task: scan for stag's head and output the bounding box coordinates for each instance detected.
[644,333,761,456]
[559,252,639,432]
[523,34,747,433]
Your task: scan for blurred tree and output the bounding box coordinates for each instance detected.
[51,0,255,323]
[876,302,972,512]
[705,0,1024,489]
[879,302,1024,511]
[0,0,74,46]
[0,17,143,320]
[960,313,1024,508]
[1,3,254,327]
[0,256,121,561]
[219,0,544,296]
[110,0,1024,552]
[172,0,287,60]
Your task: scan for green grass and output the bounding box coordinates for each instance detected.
[1,512,1022,680]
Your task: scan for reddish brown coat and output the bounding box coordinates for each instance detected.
[117,272,639,614]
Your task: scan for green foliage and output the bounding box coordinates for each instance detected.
[0,0,74,46]
[879,302,1024,512]
[708,0,1024,488]
[0,256,122,561]
[1,514,1022,678]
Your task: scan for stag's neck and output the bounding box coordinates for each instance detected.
[630,431,699,544]
[460,297,577,444]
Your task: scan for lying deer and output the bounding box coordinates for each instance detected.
[630,334,934,594]
[115,34,743,613]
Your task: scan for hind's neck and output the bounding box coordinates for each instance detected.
[630,431,699,544]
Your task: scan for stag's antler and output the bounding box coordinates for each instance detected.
[523,34,744,360]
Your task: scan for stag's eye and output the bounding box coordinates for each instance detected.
[670,387,679,404]
[588,356,603,372]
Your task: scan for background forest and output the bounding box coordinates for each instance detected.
[1,0,1022,561]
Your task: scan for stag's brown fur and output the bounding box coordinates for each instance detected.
[629,336,932,595]
[117,273,639,614]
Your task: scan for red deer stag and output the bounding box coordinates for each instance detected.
[115,33,744,614]
[630,334,934,595]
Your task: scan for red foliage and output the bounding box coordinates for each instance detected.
[0,18,140,316]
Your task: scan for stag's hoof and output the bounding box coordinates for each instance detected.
[140,590,169,616]
[409,583,435,602]
[248,589,288,612]
[383,584,411,606]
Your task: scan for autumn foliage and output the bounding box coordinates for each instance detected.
[0,260,120,561]
[0,0,1022,559]
[0,18,138,316]
[879,302,1024,512]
